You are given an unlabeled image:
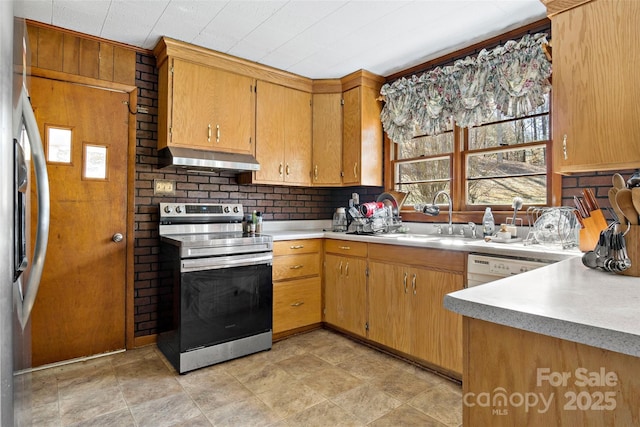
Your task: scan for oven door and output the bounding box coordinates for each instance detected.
[179,263,272,353]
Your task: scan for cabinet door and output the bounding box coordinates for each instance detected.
[273,277,321,334]
[411,267,463,374]
[312,93,343,186]
[552,0,640,173]
[211,69,255,154]
[368,261,411,354]
[342,87,361,186]
[323,254,367,337]
[255,81,285,183]
[283,87,312,185]
[170,58,216,148]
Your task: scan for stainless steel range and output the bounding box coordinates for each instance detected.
[157,202,273,374]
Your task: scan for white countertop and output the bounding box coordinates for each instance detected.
[444,257,640,357]
[265,221,580,262]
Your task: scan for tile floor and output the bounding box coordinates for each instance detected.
[28,329,463,426]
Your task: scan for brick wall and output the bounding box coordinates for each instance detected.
[132,52,380,337]
[561,169,637,222]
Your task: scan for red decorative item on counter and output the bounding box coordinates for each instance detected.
[360,202,384,217]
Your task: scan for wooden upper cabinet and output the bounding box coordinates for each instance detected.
[551,0,640,173]
[312,92,343,186]
[342,72,384,187]
[252,81,312,186]
[158,58,254,154]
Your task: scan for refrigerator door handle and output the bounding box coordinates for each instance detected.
[18,89,49,329]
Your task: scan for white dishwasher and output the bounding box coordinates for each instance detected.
[467,253,554,287]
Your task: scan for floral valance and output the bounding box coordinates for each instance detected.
[380,33,552,143]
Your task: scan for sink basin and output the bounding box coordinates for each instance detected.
[373,233,480,245]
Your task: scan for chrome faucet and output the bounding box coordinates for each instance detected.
[432,190,453,235]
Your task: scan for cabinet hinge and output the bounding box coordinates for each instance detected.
[341,99,345,106]
[249,137,252,145]
[365,322,369,331]
[365,267,369,277]
[169,126,172,141]
[170,65,174,75]
[340,171,345,177]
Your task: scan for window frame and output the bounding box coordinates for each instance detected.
[383,20,559,224]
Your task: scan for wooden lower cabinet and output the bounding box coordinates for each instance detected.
[272,239,322,336]
[273,277,321,335]
[464,318,640,426]
[367,244,464,376]
[323,240,368,337]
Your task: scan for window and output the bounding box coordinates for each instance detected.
[393,93,550,212]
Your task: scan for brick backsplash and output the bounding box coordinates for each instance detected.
[133,51,634,339]
[132,52,380,337]
[561,169,637,222]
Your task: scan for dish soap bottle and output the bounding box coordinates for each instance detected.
[482,207,495,237]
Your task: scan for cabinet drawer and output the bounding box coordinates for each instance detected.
[274,239,322,256]
[324,239,367,257]
[368,243,464,273]
[273,277,321,334]
[273,253,320,280]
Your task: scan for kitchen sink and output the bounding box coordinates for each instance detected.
[373,233,481,245]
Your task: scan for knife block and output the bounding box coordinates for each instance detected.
[620,225,640,277]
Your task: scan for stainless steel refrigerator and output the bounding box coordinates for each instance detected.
[1,2,50,425]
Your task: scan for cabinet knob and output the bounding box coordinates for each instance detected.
[353,162,358,178]
[412,274,417,295]
[207,124,212,142]
[290,245,304,249]
[562,134,568,160]
[279,163,284,176]
[286,164,290,176]
[314,165,318,180]
[345,262,349,277]
[289,264,304,269]
[403,272,408,294]
[216,124,220,143]
[290,301,304,307]
[338,246,351,250]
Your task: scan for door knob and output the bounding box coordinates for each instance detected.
[112,233,124,243]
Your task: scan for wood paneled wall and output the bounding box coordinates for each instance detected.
[26,22,136,86]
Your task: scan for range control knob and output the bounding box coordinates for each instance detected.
[233,206,239,213]
[175,206,182,214]
[163,205,172,214]
[224,206,230,213]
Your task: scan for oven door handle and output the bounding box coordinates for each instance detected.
[181,252,273,272]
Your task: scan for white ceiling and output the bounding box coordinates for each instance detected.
[15,0,547,79]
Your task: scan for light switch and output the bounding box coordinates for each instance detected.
[154,179,176,195]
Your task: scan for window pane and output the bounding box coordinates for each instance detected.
[397,132,453,159]
[468,114,550,150]
[467,176,546,205]
[398,158,450,182]
[467,146,546,179]
[399,182,450,207]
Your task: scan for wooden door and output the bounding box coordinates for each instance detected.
[342,87,361,186]
[312,93,343,186]
[171,58,215,148]
[255,81,285,183]
[212,68,254,154]
[411,268,463,374]
[283,87,311,185]
[368,261,411,353]
[30,77,128,366]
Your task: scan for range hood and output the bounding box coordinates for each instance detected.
[158,146,260,172]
